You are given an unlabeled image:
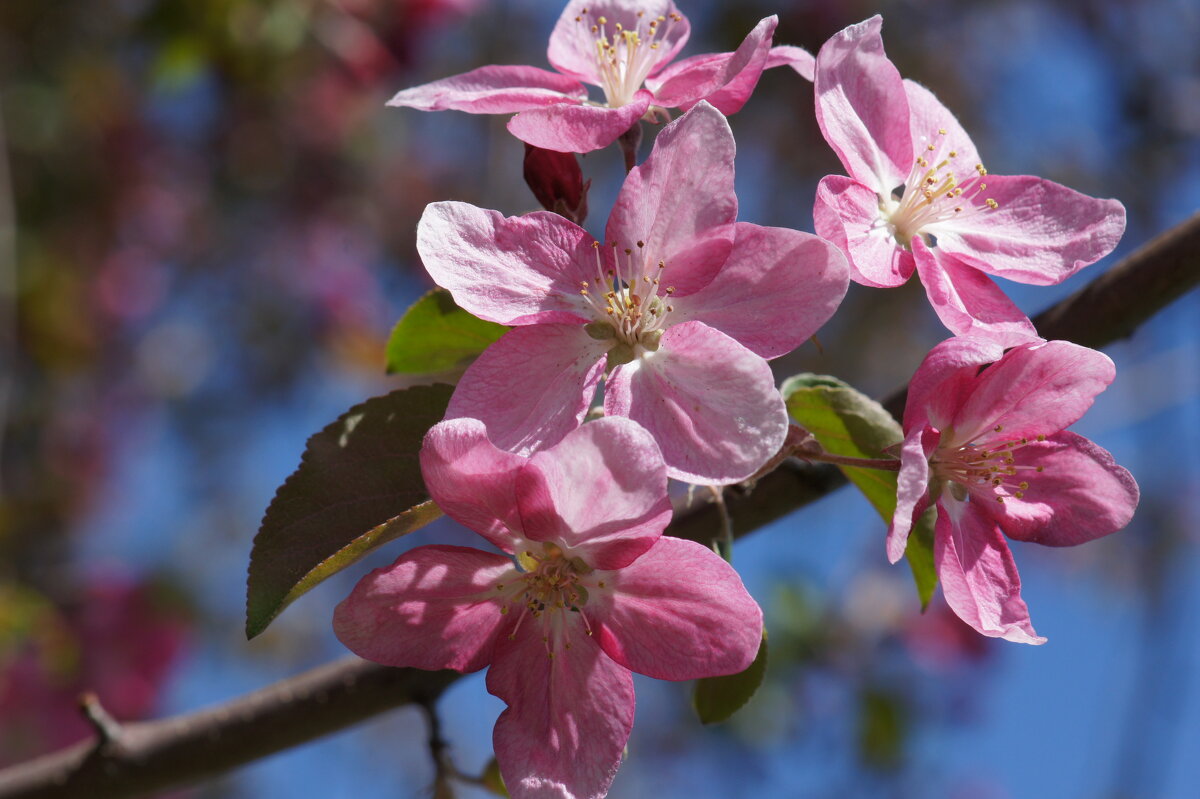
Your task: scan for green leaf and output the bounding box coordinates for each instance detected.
[246,385,453,638]
[386,289,509,375]
[481,758,509,797]
[782,374,937,608]
[692,629,768,724]
[857,688,908,771]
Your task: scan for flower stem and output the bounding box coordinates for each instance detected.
[799,450,901,471]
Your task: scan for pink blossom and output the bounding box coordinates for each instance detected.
[389,0,814,153]
[888,337,1139,643]
[417,102,849,484]
[812,16,1126,345]
[334,416,762,799]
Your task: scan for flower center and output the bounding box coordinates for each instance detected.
[575,7,682,107]
[881,128,999,249]
[494,542,606,657]
[579,239,675,366]
[931,424,1047,505]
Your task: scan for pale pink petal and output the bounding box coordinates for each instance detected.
[912,239,1039,347]
[902,336,1005,432]
[591,536,762,679]
[507,92,653,153]
[648,16,777,114]
[932,175,1126,285]
[417,202,598,325]
[814,174,914,288]
[975,431,1138,546]
[887,425,939,564]
[420,418,527,552]
[765,45,814,81]
[446,324,608,456]
[516,417,671,570]
[606,102,738,296]
[950,340,1115,447]
[548,0,690,84]
[488,623,634,799]
[388,65,587,113]
[902,79,981,171]
[668,222,848,358]
[814,15,910,192]
[604,321,788,485]
[934,500,1046,645]
[333,545,515,672]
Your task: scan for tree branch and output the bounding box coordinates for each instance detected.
[0,659,460,799]
[1,213,1197,799]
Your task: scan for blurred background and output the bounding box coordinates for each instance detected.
[1,0,1198,797]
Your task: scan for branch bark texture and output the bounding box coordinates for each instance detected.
[1,213,1197,799]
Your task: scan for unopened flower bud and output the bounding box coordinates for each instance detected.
[524,144,590,224]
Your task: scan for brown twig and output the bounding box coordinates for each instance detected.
[0,213,1197,799]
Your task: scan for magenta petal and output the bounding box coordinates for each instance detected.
[887,425,939,564]
[446,324,608,456]
[814,15,910,192]
[902,79,981,171]
[605,321,788,485]
[913,240,1039,347]
[669,222,849,358]
[548,0,690,84]
[976,431,1139,546]
[934,501,1046,645]
[516,418,671,570]
[507,93,653,153]
[606,102,738,296]
[814,174,914,288]
[649,16,777,114]
[593,536,762,680]
[932,175,1126,285]
[421,418,528,552]
[388,65,587,113]
[333,545,515,672]
[417,202,598,325]
[765,45,815,81]
[902,336,1005,431]
[488,624,634,799]
[951,340,1115,445]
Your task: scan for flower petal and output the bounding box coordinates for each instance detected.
[814,174,914,288]
[487,623,634,799]
[417,202,598,325]
[950,339,1115,446]
[912,239,1039,347]
[421,418,528,552]
[446,324,608,456]
[932,175,1126,285]
[934,499,1046,645]
[333,545,515,672]
[507,92,653,153]
[814,15,910,192]
[902,336,1005,432]
[592,536,762,680]
[765,45,814,82]
[606,102,738,296]
[388,65,587,113]
[668,222,848,358]
[902,79,981,172]
[516,417,671,570]
[604,321,788,485]
[887,425,939,564]
[648,16,777,114]
[975,431,1138,546]
[548,0,690,85]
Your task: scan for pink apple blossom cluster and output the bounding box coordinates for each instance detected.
[333,4,1138,797]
